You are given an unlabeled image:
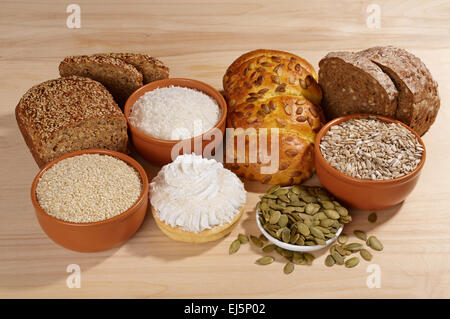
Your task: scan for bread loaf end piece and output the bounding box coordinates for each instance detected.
[359,46,440,135]
[95,53,169,84]
[59,55,143,107]
[318,51,398,120]
[15,76,129,168]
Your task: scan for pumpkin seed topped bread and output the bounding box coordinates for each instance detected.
[96,53,169,84]
[223,49,325,186]
[15,76,128,168]
[319,46,440,136]
[59,55,143,107]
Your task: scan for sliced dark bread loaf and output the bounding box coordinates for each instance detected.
[16,76,128,168]
[59,55,143,107]
[95,53,169,84]
[359,46,440,135]
[318,51,398,119]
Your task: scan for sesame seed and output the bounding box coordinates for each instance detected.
[36,154,142,223]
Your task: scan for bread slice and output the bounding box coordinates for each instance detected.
[95,53,169,84]
[16,76,128,168]
[59,55,143,107]
[359,46,440,135]
[318,51,398,120]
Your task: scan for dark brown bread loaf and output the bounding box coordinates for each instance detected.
[94,53,169,84]
[16,76,128,168]
[59,55,143,107]
[359,46,440,136]
[319,51,398,119]
[318,46,440,136]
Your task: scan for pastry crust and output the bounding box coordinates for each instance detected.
[223,49,324,185]
[151,206,245,243]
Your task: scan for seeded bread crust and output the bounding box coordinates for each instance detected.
[319,51,398,120]
[223,50,324,186]
[15,76,129,168]
[359,46,440,136]
[59,55,143,107]
[95,53,169,84]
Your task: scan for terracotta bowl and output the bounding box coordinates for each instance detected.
[124,78,227,166]
[30,149,149,252]
[314,114,426,210]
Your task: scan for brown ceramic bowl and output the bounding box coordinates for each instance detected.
[124,78,227,166]
[30,149,149,252]
[314,114,426,210]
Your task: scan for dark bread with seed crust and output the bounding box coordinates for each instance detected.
[359,46,440,136]
[319,51,398,119]
[16,76,128,168]
[319,46,440,136]
[223,49,324,186]
[59,55,143,107]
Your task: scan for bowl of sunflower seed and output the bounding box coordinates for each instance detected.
[256,185,351,252]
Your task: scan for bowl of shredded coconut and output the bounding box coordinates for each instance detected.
[124,78,227,166]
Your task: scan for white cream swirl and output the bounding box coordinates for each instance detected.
[150,154,246,233]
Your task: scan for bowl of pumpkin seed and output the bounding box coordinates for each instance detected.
[256,185,352,252]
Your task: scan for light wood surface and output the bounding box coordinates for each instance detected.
[1,0,449,299]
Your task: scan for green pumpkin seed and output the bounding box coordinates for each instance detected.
[310,226,325,240]
[367,236,383,251]
[325,209,340,220]
[278,214,289,227]
[259,234,268,243]
[331,251,344,265]
[320,219,335,228]
[296,237,305,246]
[263,194,277,199]
[274,188,289,196]
[303,252,315,264]
[321,201,335,210]
[344,243,364,252]
[315,238,326,245]
[229,239,240,255]
[281,229,291,243]
[325,255,335,267]
[305,203,320,215]
[267,185,280,194]
[336,207,348,217]
[353,230,367,241]
[297,222,310,236]
[335,245,347,256]
[262,244,276,253]
[255,256,274,265]
[305,240,316,246]
[360,249,373,261]
[337,234,348,244]
[339,215,352,224]
[269,211,281,224]
[345,257,360,268]
[283,262,295,274]
[290,233,300,244]
[368,212,378,223]
[238,234,248,244]
[250,235,263,248]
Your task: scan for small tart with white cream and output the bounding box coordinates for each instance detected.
[150,154,246,243]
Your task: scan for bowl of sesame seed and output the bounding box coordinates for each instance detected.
[30,149,149,252]
[314,114,426,210]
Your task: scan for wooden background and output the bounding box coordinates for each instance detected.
[1,0,449,298]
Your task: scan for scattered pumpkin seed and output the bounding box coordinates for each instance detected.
[353,230,367,241]
[229,239,240,255]
[283,262,295,274]
[325,255,335,267]
[262,244,276,253]
[259,234,268,243]
[337,234,348,244]
[345,257,360,268]
[343,243,364,252]
[250,235,263,248]
[255,256,274,265]
[367,236,383,251]
[238,234,248,244]
[331,251,344,265]
[360,249,373,261]
[368,212,378,223]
